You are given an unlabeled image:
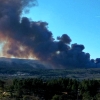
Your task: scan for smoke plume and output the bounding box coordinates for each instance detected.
[0,0,99,68]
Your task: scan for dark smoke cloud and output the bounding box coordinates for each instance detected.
[57,34,71,44]
[0,0,100,68]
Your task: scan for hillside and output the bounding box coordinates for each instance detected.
[0,57,47,73]
[0,57,100,80]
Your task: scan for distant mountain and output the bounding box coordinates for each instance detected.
[0,57,49,74]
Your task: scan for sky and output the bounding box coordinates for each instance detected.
[22,0,100,59]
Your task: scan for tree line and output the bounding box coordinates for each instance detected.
[0,78,100,100]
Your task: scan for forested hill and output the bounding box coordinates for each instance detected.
[0,57,100,79]
[0,57,47,73]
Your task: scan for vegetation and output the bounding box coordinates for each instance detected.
[0,78,99,100]
[0,67,100,80]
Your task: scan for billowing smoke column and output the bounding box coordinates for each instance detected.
[0,0,100,68]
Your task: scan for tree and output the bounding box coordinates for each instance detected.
[51,95,60,100]
[82,92,92,100]
[95,93,100,100]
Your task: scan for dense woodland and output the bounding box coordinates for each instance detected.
[0,78,100,100]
